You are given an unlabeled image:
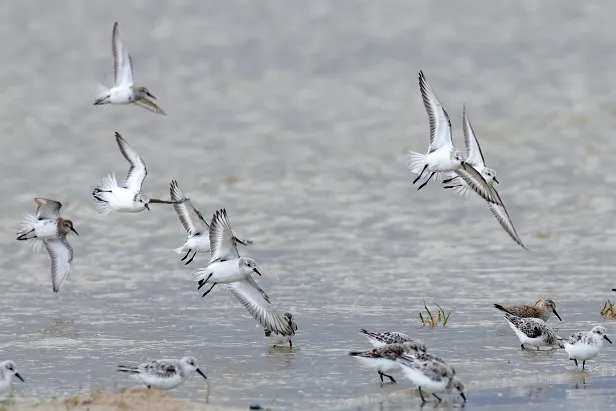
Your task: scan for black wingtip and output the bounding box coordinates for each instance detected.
[348,351,361,356]
[359,329,369,335]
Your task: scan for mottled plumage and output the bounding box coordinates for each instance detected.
[117,356,206,390]
[494,299,561,322]
[359,329,426,350]
[560,326,612,370]
[503,313,561,349]
[264,312,298,348]
[349,342,427,384]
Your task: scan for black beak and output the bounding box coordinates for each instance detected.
[15,373,24,382]
[460,391,466,403]
[253,268,262,276]
[605,335,613,344]
[147,91,157,100]
[553,309,562,321]
[144,204,150,211]
[196,368,207,379]
[71,227,79,236]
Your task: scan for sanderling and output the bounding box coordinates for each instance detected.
[395,353,466,404]
[494,299,561,322]
[117,356,206,390]
[0,361,24,394]
[16,198,78,293]
[503,313,561,350]
[94,22,165,115]
[92,133,184,215]
[193,209,295,336]
[349,342,427,384]
[264,312,298,348]
[169,180,252,265]
[441,107,526,249]
[560,326,612,370]
[359,329,425,349]
[407,71,502,205]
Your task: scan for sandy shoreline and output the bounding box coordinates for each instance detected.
[4,387,247,411]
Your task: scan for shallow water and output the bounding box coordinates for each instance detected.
[1,1,616,410]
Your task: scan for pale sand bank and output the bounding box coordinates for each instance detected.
[5,387,247,411]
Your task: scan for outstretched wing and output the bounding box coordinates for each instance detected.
[462,106,486,168]
[115,132,147,191]
[112,22,134,87]
[35,198,63,219]
[487,202,527,250]
[418,71,453,152]
[133,99,167,115]
[209,209,240,262]
[45,237,73,293]
[170,180,209,236]
[226,279,293,336]
[454,166,502,205]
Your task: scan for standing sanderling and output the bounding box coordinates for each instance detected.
[494,299,562,322]
[0,361,24,394]
[441,106,527,250]
[395,353,466,404]
[359,329,425,349]
[503,313,561,350]
[348,342,427,384]
[193,209,295,336]
[407,71,502,205]
[169,180,252,265]
[560,326,612,370]
[92,133,185,215]
[94,22,166,115]
[16,198,78,293]
[117,356,206,390]
[264,312,298,348]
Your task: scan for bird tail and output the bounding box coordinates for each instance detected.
[117,365,139,374]
[16,214,44,253]
[406,151,426,174]
[94,84,110,105]
[493,304,513,315]
[92,173,118,216]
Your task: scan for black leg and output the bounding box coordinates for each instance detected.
[379,371,384,383]
[16,230,35,240]
[574,359,578,367]
[417,172,435,191]
[185,251,197,265]
[197,274,213,290]
[432,393,442,403]
[413,164,428,185]
[384,373,396,384]
[520,344,525,350]
[201,283,216,297]
[289,340,293,348]
[582,361,586,370]
[418,387,427,403]
[181,250,191,261]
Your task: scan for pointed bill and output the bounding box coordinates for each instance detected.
[462,106,486,169]
[134,99,166,115]
[454,166,502,205]
[34,198,63,219]
[487,202,527,250]
[169,180,209,236]
[418,71,453,153]
[112,22,134,87]
[226,280,294,336]
[208,209,240,263]
[115,132,147,191]
[45,237,73,293]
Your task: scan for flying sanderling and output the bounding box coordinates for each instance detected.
[0,361,24,394]
[494,299,561,322]
[359,329,425,349]
[348,341,427,384]
[406,71,502,205]
[92,133,185,215]
[94,22,165,115]
[169,180,252,265]
[441,106,527,249]
[503,313,562,350]
[117,356,206,390]
[16,198,78,293]
[193,209,295,336]
[560,326,612,370]
[264,312,298,348]
[396,353,466,404]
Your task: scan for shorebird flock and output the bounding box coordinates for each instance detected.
[2,21,612,407]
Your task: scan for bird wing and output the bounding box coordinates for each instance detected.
[34,198,63,219]
[418,71,453,152]
[170,180,209,236]
[44,237,73,293]
[454,166,502,205]
[115,132,147,191]
[462,106,486,168]
[112,22,134,87]
[487,202,527,250]
[208,209,240,263]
